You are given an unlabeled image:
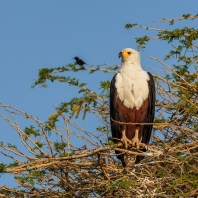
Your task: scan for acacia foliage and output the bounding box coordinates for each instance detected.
[0,14,198,197]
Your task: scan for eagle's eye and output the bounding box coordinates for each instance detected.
[128,52,131,55]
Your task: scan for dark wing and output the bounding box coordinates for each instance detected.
[135,72,155,164]
[142,72,156,144]
[110,74,121,143]
[110,74,125,164]
[79,59,86,65]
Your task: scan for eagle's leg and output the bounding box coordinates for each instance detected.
[121,130,132,149]
[131,129,146,149]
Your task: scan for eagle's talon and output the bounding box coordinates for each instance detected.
[131,140,146,150]
[131,129,142,150]
[121,130,132,149]
[121,136,132,149]
[131,137,140,149]
[140,143,146,149]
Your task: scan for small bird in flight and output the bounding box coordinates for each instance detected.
[73,56,87,66]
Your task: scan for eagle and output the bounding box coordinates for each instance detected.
[110,48,155,166]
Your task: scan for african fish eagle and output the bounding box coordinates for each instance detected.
[110,48,155,166]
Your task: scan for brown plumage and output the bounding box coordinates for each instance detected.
[115,96,149,140]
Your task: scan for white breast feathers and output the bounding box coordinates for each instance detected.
[115,65,150,110]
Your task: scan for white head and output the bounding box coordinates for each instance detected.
[119,48,141,66]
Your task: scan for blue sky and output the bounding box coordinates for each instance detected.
[0,0,197,187]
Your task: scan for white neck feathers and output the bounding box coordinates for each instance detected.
[121,52,141,66]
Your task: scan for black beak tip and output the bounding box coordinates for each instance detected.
[118,52,122,59]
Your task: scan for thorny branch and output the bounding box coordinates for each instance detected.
[1,16,198,197]
[0,63,198,197]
